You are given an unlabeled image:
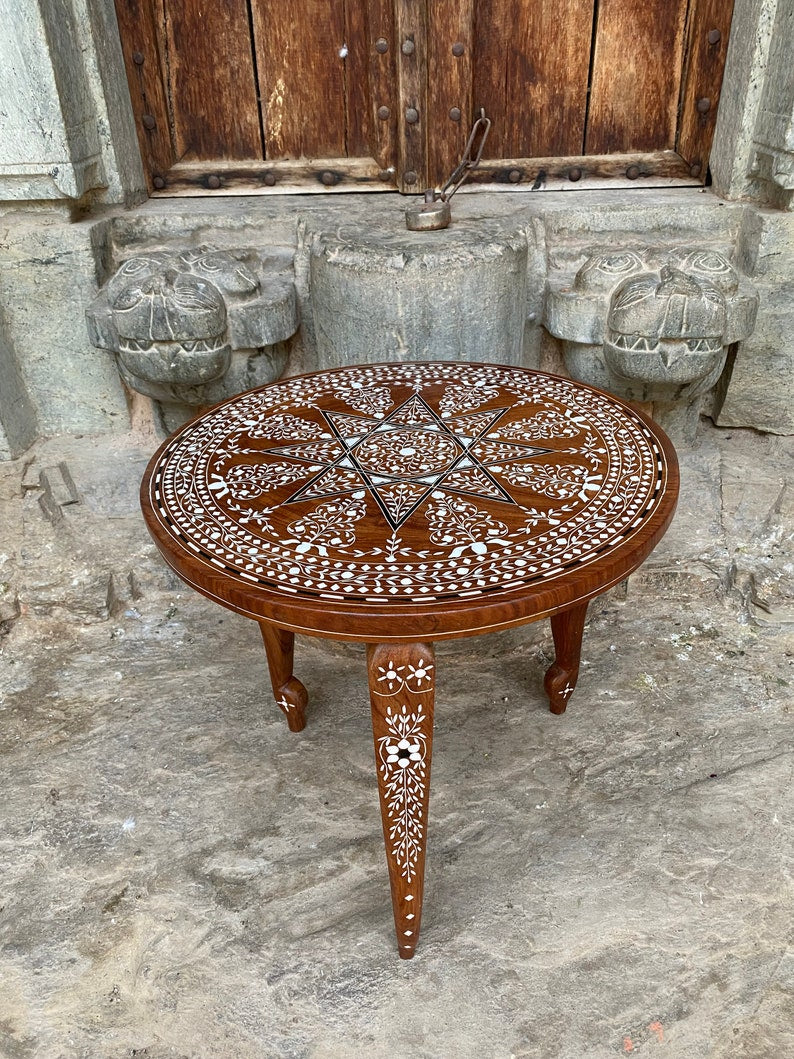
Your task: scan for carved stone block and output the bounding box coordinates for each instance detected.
[87,245,299,422]
[544,247,759,441]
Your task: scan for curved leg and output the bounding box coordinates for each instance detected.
[367,642,435,960]
[259,622,308,732]
[544,601,589,715]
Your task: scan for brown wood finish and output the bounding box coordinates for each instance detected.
[141,364,680,642]
[113,0,176,189]
[140,362,680,956]
[585,0,689,154]
[259,621,308,732]
[152,150,699,196]
[367,642,435,959]
[366,0,399,173]
[467,149,699,189]
[251,0,348,159]
[544,601,589,715]
[427,0,474,187]
[116,0,736,193]
[677,0,737,176]
[395,0,428,190]
[153,156,394,195]
[473,0,595,159]
[160,0,262,160]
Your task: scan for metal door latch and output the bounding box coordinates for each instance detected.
[405,109,491,231]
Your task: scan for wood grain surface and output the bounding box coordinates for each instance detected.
[368,641,435,959]
[140,362,680,959]
[677,0,737,174]
[160,0,262,159]
[473,0,595,158]
[366,0,398,171]
[585,0,689,154]
[427,0,474,187]
[395,0,428,189]
[116,0,735,190]
[113,0,175,187]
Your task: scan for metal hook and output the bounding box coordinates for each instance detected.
[405,109,491,231]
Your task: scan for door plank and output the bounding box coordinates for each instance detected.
[366,0,398,173]
[162,0,262,159]
[113,0,175,187]
[345,0,375,160]
[427,0,474,188]
[472,0,511,159]
[473,0,594,160]
[677,0,736,174]
[586,0,689,154]
[395,0,428,190]
[252,0,348,159]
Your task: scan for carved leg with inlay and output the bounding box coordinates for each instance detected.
[367,642,435,959]
[544,601,589,715]
[259,622,308,732]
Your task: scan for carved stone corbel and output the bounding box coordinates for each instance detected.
[87,245,299,428]
[544,247,759,442]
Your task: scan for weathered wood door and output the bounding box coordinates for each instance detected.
[116,0,735,195]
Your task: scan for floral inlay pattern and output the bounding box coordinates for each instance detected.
[148,363,669,605]
[354,427,459,477]
[376,702,431,882]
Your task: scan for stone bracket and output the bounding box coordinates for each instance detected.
[544,245,759,441]
[87,245,299,415]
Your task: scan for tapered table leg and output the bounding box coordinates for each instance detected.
[259,621,308,732]
[367,642,435,959]
[544,601,589,714]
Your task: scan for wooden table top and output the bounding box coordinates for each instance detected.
[141,362,679,641]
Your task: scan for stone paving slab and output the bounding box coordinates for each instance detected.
[0,421,792,1058]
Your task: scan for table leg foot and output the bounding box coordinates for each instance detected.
[259,622,308,732]
[367,642,435,959]
[544,602,589,715]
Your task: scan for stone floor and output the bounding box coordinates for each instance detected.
[0,419,792,1059]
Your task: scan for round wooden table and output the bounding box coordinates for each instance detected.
[141,361,679,958]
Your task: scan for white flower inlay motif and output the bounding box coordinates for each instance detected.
[407,659,433,687]
[211,461,319,500]
[385,737,422,768]
[425,493,510,558]
[354,427,458,476]
[377,661,405,692]
[334,381,394,417]
[239,412,326,441]
[488,409,580,441]
[439,381,500,416]
[492,462,602,502]
[283,491,367,556]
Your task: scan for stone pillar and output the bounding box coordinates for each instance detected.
[0,0,146,455]
[751,0,794,208]
[0,0,145,204]
[303,221,529,369]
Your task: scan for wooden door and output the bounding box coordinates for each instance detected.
[115,0,735,195]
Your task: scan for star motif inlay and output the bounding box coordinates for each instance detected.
[259,393,552,529]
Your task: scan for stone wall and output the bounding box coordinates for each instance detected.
[0,0,792,458]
